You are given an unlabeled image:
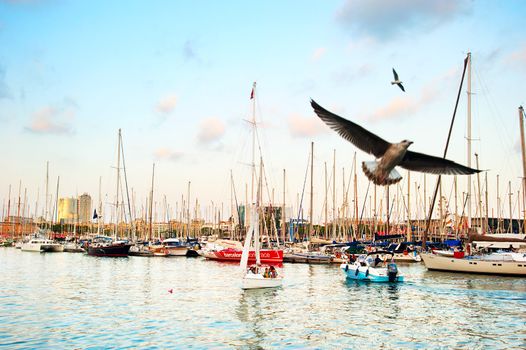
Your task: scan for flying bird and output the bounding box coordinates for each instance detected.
[391,68,405,92]
[311,100,481,186]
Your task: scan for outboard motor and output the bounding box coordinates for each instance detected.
[387,263,398,282]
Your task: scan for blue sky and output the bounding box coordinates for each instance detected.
[1,0,526,223]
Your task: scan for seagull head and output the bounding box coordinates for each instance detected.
[400,139,413,148]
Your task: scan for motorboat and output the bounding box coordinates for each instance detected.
[21,237,63,252]
[340,251,404,282]
[163,238,188,256]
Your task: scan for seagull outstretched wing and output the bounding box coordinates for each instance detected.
[392,68,399,81]
[400,151,481,175]
[311,100,391,158]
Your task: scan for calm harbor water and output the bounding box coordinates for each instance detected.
[1,248,525,349]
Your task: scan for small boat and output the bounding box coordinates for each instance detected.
[163,238,188,256]
[87,236,131,257]
[341,251,404,282]
[240,157,282,289]
[63,241,85,253]
[129,244,154,257]
[242,264,282,290]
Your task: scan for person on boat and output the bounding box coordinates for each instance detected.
[269,266,277,278]
[349,254,356,263]
[374,255,382,267]
[263,267,270,278]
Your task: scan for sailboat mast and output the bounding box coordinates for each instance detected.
[324,162,328,238]
[332,149,336,240]
[45,161,49,225]
[149,163,155,241]
[114,129,121,239]
[518,106,526,233]
[309,141,314,240]
[466,52,472,229]
[187,181,191,238]
[97,176,102,235]
[407,171,411,241]
[251,82,256,205]
[282,169,286,244]
[475,153,483,231]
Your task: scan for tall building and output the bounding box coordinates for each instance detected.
[78,193,92,224]
[58,197,76,224]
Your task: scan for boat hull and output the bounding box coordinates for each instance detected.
[202,248,283,263]
[242,275,283,289]
[87,244,131,257]
[41,244,64,252]
[421,253,526,276]
[340,263,404,282]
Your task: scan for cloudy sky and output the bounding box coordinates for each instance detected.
[1,0,525,223]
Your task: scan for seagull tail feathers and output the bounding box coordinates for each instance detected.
[362,161,402,186]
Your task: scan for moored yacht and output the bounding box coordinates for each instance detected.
[21,237,63,252]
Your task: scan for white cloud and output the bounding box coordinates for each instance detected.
[154,148,183,162]
[288,113,329,138]
[156,94,177,114]
[26,106,74,134]
[197,117,225,144]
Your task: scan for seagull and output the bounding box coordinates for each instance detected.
[391,68,405,92]
[311,100,481,186]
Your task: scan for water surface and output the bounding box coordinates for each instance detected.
[1,248,525,349]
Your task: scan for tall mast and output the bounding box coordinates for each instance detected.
[16,180,21,239]
[353,154,358,240]
[475,153,483,232]
[497,175,501,232]
[508,181,513,232]
[407,171,411,242]
[149,163,155,241]
[7,185,11,238]
[97,176,102,235]
[187,181,191,238]
[309,141,314,240]
[45,161,49,225]
[518,106,526,233]
[466,52,472,229]
[332,149,336,240]
[54,176,60,227]
[324,162,328,238]
[114,129,121,239]
[484,173,489,232]
[282,169,286,244]
[250,82,256,205]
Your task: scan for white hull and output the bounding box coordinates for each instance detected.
[21,243,44,252]
[421,253,526,276]
[166,247,188,256]
[242,274,283,289]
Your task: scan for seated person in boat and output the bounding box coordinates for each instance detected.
[269,266,277,278]
[349,254,356,263]
[263,267,270,278]
[374,255,382,267]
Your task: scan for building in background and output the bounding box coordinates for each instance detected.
[78,193,92,224]
[58,197,77,224]
[57,193,92,225]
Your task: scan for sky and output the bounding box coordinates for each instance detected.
[1,0,526,224]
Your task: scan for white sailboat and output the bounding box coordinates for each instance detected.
[240,158,283,290]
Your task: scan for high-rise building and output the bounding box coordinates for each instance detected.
[58,197,76,224]
[79,193,92,224]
